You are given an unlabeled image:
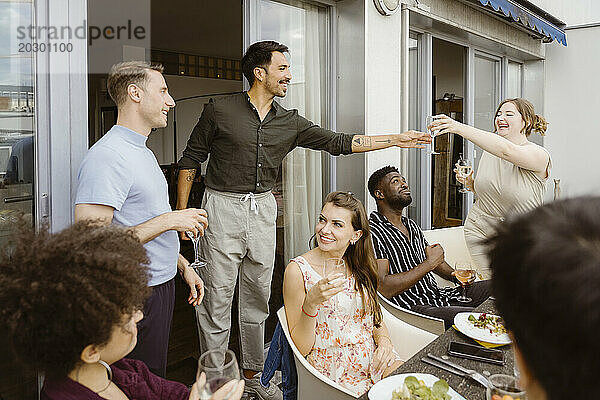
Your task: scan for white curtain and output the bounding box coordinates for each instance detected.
[281,4,323,262]
[261,0,325,262]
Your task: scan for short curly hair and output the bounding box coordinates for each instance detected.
[367,165,399,199]
[0,220,151,378]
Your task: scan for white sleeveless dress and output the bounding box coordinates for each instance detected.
[293,256,394,396]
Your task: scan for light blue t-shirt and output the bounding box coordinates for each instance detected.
[75,125,179,286]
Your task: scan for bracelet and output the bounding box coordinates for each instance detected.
[302,305,317,318]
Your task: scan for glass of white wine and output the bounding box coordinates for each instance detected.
[427,115,442,155]
[456,154,472,194]
[196,349,239,399]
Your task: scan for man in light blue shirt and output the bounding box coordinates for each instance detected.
[75,61,208,376]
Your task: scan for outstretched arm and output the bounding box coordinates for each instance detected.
[433,115,549,174]
[351,131,431,153]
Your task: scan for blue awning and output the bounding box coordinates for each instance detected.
[479,0,567,46]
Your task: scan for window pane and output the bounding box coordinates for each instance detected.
[507,61,522,99]
[474,53,500,183]
[474,55,499,132]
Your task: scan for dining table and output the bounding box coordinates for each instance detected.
[361,298,515,400]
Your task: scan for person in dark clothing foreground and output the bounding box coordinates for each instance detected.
[487,196,600,400]
[0,221,244,400]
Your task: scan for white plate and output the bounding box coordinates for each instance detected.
[454,312,511,345]
[368,373,466,400]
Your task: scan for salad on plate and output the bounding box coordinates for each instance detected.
[392,376,451,400]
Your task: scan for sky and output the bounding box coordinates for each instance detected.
[0,2,33,87]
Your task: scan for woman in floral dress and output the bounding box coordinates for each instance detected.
[283,191,402,396]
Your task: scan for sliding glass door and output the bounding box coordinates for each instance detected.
[0,1,38,398]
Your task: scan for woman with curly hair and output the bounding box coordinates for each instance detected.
[0,221,244,400]
[431,98,552,279]
[283,192,402,396]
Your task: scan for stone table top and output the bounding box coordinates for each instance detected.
[361,299,513,400]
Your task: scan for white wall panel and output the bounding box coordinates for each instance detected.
[544,26,600,199]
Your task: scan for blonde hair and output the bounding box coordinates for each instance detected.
[107,61,164,107]
[494,98,548,136]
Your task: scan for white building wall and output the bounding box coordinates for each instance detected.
[363,3,404,213]
[334,1,406,211]
[526,0,600,25]
[334,0,366,202]
[543,25,600,199]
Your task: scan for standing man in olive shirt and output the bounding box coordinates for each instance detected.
[177,41,429,399]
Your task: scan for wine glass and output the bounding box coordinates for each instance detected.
[196,349,240,399]
[426,115,441,155]
[323,258,347,280]
[454,262,476,303]
[456,154,473,194]
[486,374,527,400]
[186,231,207,273]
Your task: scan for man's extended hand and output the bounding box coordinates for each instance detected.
[394,130,432,148]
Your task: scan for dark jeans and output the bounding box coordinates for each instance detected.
[127,277,176,377]
[261,322,297,400]
[411,280,491,330]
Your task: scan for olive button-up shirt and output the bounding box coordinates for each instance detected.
[178,92,355,194]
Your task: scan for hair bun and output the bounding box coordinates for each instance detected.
[533,114,548,136]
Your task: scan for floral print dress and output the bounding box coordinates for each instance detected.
[293,256,385,396]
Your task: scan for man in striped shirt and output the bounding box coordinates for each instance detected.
[368,165,490,328]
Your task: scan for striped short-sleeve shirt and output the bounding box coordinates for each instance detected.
[369,211,460,308]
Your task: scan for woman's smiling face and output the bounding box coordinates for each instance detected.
[315,203,361,254]
[495,101,526,137]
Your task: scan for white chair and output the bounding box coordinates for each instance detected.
[277,306,436,400]
[422,226,472,288]
[377,292,446,336]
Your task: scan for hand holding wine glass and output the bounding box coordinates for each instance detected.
[455,154,473,193]
[196,349,240,400]
[190,372,244,400]
[426,115,443,155]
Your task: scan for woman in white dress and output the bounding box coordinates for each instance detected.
[283,191,402,396]
[432,98,551,279]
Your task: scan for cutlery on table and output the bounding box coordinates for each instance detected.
[421,353,490,387]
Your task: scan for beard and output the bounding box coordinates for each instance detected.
[388,193,412,209]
